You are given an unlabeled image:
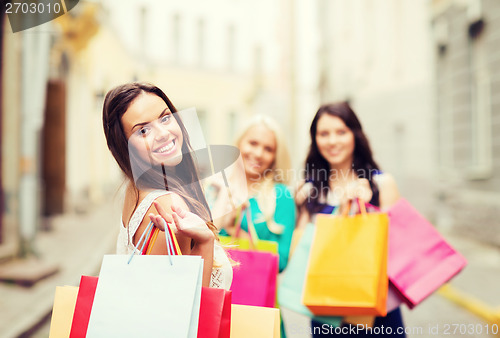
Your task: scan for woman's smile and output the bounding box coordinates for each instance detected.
[153,139,177,156]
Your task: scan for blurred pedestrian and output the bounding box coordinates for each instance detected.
[207,115,296,338]
[102,82,232,289]
[296,102,404,337]
[210,115,296,273]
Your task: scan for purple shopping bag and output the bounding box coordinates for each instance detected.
[228,249,279,308]
[387,198,467,308]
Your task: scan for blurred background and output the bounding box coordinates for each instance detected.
[1,0,500,337]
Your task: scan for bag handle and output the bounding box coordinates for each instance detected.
[128,219,179,265]
[128,221,155,264]
[245,206,261,250]
[233,204,260,250]
[232,205,244,233]
[339,198,367,217]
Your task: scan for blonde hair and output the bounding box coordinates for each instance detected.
[235,115,292,234]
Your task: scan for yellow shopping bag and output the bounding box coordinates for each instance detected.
[302,201,389,316]
[230,304,280,338]
[49,286,79,338]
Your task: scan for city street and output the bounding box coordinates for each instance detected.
[2,0,500,337]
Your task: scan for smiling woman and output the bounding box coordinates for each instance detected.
[296,101,404,338]
[209,115,296,273]
[102,82,233,290]
[238,123,277,181]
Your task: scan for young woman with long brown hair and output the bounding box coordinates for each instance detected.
[297,102,404,337]
[103,82,232,289]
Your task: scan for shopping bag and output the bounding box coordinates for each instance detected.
[228,248,279,308]
[86,255,203,337]
[86,217,204,337]
[49,286,79,338]
[303,202,389,316]
[86,222,203,338]
[230,304,280,338]
[69,276,98,338]
[278,223,341,327]
[225,206,279,308]
[387,198,467,308]
[198,287,232,338]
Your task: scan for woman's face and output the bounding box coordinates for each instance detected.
[239,124,276,181]
[121,93,184,167]
[315,114,355,169]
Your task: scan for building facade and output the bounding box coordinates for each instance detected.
[316,0,437,216]
[432,0,500,245]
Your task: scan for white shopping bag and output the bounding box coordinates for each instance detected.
[86,254,203,338]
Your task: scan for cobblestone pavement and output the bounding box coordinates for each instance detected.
[0,201,120,338]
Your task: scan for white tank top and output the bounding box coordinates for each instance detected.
[116,190,233,290]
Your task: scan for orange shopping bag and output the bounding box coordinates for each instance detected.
[302,200,389,316]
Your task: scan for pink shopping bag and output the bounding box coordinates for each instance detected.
[388,198,467,308]
[228,249,279,308]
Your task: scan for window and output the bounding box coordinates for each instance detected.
[437,62,455,174]
[467,31,492,179]
[436,40,455,174]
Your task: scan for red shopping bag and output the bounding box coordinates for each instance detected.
[69,276,98,338]
[198,288,232,338]
[228,249,279,308]
[387,198,467,308]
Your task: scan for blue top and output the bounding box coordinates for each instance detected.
[220,183,296,272]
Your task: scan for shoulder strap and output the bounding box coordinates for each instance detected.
[127,190,171,241]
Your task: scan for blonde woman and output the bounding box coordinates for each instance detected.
[211,115,296,273]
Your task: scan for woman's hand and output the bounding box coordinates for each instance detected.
[345,178,372,203]
[337,178,373,213]
[149,201,214,245]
